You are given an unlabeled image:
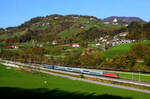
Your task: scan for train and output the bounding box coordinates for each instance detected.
[42,64,120,78]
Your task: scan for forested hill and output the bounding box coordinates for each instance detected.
[0,14,126,43]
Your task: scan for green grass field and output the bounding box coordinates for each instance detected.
[119,73,150,82]
[104,41,150,58]
[59,29,79,38]
[0,65,150,99]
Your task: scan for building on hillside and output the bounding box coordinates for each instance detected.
[80,26,84,28]
[119,32,128,37]
[7,45,19,49]
[112,18,118,25]
[100,37,103,40]
[54,17,59,20]
[72,43,80,47]
[96,43,101,46]
[52,40,58,45]
[73,16,79,19]
[124,24,128,27]
[113,18,118,23]
[102,39,107,42]
[90,18,96,21]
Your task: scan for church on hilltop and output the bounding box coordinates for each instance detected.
[112,18,118,25]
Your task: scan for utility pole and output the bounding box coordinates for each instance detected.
[132,71,134,80]
[139,70,141,82]
[136,59,144,82]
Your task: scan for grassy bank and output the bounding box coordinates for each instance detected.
[88,68,150,82]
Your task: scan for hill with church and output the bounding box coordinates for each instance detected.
[103,16,146,24]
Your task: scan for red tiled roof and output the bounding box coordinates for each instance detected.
[72,43,79,45]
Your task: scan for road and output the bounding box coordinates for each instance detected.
[1,60,150,93]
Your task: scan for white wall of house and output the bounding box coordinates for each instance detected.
[72,45,80,47]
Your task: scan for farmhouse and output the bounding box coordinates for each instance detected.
[72,43,80,47]
[52,40,58,45]
[102,39,107,42]
[124,24,128,27]
[90,18,96,21]
[119,32,128,37]
[96,43,101,46]
[7,46,19,49]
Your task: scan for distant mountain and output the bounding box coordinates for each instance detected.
[103,16,146,24]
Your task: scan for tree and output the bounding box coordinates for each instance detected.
[143,22,150,39]
[80,41,88,48]
[128,22,143,40]
[93,52,105,66]
[64,52,81,66]
[80,51,93,66]
[130,44,144,59]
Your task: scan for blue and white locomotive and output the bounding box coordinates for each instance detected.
[42,64,119,78]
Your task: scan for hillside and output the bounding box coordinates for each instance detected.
[0,14,125,43]
[1,14,150,72]
[103,16,146,24]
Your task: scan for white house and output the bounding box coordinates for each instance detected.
[72,43,80,47]
[124,24,128,27]
[99,37,103,40]
[90,18,96,21]
[96,43,101,46]
[119,32,128,37]
[102,39,107,42]
[80,26,84,28]
[52,40,57,45]
[54,17,59,19]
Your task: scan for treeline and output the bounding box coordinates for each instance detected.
[1,43,150,72]
[0,47,105,67]
[102,43,150,72]
[60,43,150,72]
[127,22,150,40]
[0,48,49,63]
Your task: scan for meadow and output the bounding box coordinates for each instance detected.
[0,64,150,99]
[104,40,150,58]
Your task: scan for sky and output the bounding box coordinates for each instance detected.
[0,0,150,28]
